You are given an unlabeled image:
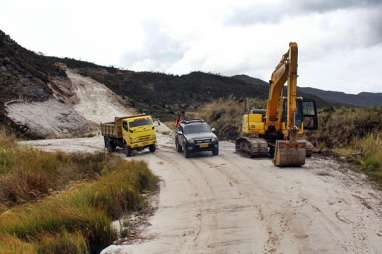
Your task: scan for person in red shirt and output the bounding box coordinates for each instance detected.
[175,111,185,128]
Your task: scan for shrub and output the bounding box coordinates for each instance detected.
[0,160,158,254]
[356,133,382,174]
[0,234,36,254]
[316,107,382,148]
[0,129,158,253]
[0,129,121,207]
[37,231,89,254]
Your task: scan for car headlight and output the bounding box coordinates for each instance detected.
[186,138,194,144]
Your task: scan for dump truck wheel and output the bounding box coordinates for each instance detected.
[149,145,156,153]
[126,148,133,157]
[107,139,116,153]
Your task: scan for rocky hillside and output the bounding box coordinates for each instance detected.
[0,30,91,138]
[51,62,329,121]
[66,66,270,121]
[1,28,381,137]
[0,30,77,105]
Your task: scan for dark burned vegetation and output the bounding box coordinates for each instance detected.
[0,130,158,254]
[65,65,268,121]
[0,30,65,104]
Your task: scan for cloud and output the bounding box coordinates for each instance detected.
[1,0,381,93]
[121,21,188,72]
[225,0,382,26]
[297,0,382,12]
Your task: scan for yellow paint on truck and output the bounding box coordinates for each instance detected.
[100,114,156,156]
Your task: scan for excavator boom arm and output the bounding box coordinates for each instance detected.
[265,42,298,132]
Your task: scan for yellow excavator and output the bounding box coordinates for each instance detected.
[235,42,318,167]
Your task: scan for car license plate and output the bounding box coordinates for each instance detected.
[199,143,209,148]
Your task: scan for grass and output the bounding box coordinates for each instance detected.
[342,132,382,184]
[0,129,115,208]
[0,129,158,253]
[315,107,382,149]
[314,107,382,185]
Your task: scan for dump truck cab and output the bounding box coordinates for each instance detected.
[122,116,156,149]
[101,114,157,156]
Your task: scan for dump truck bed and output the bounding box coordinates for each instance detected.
[100,121,121,138]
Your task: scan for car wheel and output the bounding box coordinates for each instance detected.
[149,144,156,153]
[176,142,182,152]
[183,145,191,158]
[212,147,219,156]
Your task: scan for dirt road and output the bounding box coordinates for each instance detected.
[23,132,382,254]
[19,70,382,253]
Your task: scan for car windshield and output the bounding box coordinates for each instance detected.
[183,123,210,134]
[129,118,153,128]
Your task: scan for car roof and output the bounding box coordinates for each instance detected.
[180,119,206,126]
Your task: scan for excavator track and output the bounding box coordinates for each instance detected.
[235,137,269,157]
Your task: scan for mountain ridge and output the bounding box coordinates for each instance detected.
[1,28,381,134]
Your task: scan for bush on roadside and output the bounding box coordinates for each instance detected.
[0,129,159,253]
[0,129,116,208]
[349,132,382,183]
[0,160,158,254]
[316,107,382,148]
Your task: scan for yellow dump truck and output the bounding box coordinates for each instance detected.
[100,114,157,156]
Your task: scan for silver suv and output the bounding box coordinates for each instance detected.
[175,120,219,158]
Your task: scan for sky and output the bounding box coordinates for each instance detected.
[1,0,381,94]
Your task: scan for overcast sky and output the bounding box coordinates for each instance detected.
[1,0,381,93]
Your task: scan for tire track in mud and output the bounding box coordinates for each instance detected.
[198,155,282,253]
[201,152,364,254]
[225,153,379,254]
[153,152,204,254]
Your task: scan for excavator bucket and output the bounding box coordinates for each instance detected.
[273,140,306,167]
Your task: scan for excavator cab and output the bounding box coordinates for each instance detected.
[280,98,318,131]
[302,99,318,130]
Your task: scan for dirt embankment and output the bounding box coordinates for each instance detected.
[4,69,134,138]
[1,29,135,138]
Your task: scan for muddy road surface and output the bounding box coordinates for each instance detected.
[23,132,382,254]
[20,69,382,253]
